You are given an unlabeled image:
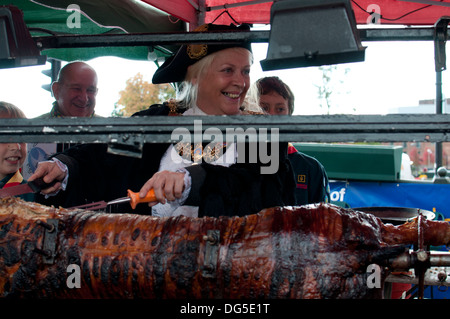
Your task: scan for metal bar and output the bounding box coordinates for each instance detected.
[433,17,448,171]
[185,0,199,10]
[416,213,426,299]
[32,27,442,52]
[33,30,269,50]
[0,114,449,143]
[196,0,206,28]
[430,253,450,266]
[386,267,450,286]
[206,0,273,11]
[359,27,434,42]
[387,251,450,270]
[436,71,444,170]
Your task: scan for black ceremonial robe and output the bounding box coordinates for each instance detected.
[36,102,296,217]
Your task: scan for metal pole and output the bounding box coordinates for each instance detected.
[433,17,450,175]
[436,70,443,171]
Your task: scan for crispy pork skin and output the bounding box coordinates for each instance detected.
[0,197,449,298]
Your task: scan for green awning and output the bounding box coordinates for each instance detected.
[1,0,185,61]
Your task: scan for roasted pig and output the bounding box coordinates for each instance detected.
[0,197,449,298]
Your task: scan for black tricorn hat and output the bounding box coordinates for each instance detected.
[152,23,252,84]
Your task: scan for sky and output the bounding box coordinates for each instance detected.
[0,40,448,118]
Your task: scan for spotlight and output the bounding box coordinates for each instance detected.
[260,0,365,71]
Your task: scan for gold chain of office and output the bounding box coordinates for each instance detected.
[174,142,228,163]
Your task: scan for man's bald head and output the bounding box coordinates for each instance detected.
[51,61,98,117]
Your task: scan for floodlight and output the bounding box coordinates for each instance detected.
[260,0,365,70]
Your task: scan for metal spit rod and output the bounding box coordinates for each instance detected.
[388,250,450,270]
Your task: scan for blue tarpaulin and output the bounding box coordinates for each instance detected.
[329,180,450,220]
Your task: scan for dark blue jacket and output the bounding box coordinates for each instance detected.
[288,144,330,205]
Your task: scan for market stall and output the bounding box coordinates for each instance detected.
[1,0,450,301]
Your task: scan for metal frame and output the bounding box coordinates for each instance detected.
[0,26,445,160]
[32,27,443,51]
[1,114,449,144]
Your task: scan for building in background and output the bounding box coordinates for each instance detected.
[389,99,449,178]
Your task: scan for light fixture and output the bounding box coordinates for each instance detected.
[434,16,450,72]
[0,5,46,69]
[260,0,365,71]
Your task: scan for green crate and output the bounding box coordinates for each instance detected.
[292,143,403,181]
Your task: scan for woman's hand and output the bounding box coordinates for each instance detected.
[139,170,186,207]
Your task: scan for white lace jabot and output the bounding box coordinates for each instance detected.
[152,105,237,218]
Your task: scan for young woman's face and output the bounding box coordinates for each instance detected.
[195,48,252,115]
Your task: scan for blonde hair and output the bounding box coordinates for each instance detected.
[242,82,262,113]
[176,47,254,111]
[0,101,26,119]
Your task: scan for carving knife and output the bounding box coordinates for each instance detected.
[0,178,56,198]
[70,189,157,211]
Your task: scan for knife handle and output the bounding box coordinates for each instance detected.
[28,178,57,193]
[127,189,156,210]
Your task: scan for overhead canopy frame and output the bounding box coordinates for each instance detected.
[1,0,449,168]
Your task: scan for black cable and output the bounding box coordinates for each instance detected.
[351,0,442,22]
[211,9,239,25]
[381,4,432,22]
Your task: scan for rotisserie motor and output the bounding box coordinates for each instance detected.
[0,197,449,298]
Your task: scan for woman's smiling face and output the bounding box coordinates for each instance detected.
[194,48,252,115]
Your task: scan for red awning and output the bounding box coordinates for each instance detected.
[143,0,450,27]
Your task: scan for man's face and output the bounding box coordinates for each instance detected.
[52,65,98,117]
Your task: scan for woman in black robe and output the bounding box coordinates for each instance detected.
[30,23,296,217]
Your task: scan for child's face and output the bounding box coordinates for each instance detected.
[0,143,27,180]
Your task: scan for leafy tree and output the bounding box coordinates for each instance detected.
[315,65,351,114]
[316,65,335,114]
[112,72,175,117]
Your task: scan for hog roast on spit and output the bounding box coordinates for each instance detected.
[0,197,449,299]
